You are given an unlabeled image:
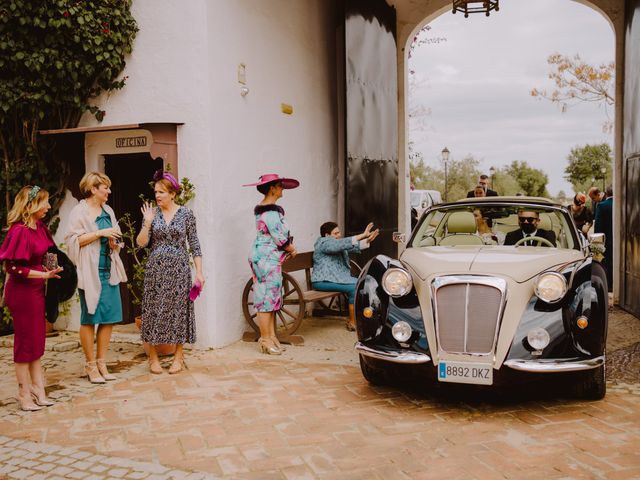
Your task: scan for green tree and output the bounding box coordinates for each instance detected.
[0,0,138,227]
[506,160,550,197]
[491,169,521,196]
[564,143,612,194]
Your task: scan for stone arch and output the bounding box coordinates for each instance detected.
[394,0,626,305]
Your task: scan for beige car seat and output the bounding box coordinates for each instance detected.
[438,211,483,246]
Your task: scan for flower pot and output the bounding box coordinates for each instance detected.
[134,316,176,357]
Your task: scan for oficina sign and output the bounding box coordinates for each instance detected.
[115,136,147,148]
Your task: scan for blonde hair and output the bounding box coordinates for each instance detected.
[79,171,112,198]
[6,186,50,229]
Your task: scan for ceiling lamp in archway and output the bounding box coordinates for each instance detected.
[452,0,499,18]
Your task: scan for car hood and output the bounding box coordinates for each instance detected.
[401,246,585,283]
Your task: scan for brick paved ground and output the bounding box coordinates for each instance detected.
[0,311,638,479]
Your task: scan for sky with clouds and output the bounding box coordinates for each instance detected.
[408,0,614,196]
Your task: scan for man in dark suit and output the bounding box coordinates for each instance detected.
[504,210,556,246]
[467,174,498,198]
[594,186,613,291]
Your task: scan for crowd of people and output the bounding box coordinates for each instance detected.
[0,167,616,410]
[0,170,203,411]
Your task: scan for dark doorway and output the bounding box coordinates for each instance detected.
[105,153,163,323]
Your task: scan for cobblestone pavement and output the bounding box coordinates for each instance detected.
[0,309,638,479]
[0,435,215,479]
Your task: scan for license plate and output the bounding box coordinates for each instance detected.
[438,361,493,385]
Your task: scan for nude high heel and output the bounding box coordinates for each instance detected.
[258,337,282,355]
[16,386,43,412]
[84,361,106,384]
[30,385,54,407]
[96,359,116,381]
[270,335,286,351]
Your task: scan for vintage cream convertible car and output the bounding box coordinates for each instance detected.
[354,197,608,399]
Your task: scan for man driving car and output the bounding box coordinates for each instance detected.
[504,210,556,247]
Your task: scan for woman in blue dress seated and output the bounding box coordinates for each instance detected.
[312,222,379,331]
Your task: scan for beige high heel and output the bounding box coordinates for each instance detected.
[258,337,282,355]
[29,385,54,407]
[16,386,43,412]
[270,335,286,352]
[84,361,106,384]
[96,359,116,381]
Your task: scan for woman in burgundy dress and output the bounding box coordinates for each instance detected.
[0,186,63,411]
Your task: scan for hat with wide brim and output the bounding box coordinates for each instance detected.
[242,173,299,189]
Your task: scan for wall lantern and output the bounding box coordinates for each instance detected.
[452,0,499,18]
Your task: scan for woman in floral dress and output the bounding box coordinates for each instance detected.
[137,171,204,374]
[244,174,299,355]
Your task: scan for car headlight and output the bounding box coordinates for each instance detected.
[534,272,567,303]
[392,321,412,342]
[381,268,413,297]
[527,327,550,350]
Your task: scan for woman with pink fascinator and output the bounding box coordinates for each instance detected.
[244,174,299,355]
[136,170,204,374]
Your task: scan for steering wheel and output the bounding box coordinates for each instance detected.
[514,235,554,248]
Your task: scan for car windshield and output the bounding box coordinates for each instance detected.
[410,203,579,250]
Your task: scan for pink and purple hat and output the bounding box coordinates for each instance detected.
[242,173,299,189]
[153,170,181,192]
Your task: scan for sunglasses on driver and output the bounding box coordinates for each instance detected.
[518,216,538,224]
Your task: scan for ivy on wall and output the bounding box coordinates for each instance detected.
[0,0,138,229]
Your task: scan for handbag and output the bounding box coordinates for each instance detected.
[0,272,8,308]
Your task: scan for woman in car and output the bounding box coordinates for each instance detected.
[473,209,505,245]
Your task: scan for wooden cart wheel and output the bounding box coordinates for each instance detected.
[242,278,259,334]
[242,272,305,336]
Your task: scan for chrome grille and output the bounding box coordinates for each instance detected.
[432,276,506,355]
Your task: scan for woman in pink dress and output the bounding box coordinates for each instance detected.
[0,186,63,411]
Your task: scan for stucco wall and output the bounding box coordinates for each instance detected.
[59,0,341,347]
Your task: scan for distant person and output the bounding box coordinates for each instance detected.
[467,174,498,197]
[312,221,379,331]
[594,185,613,291]
[588,187,605,214]
[504,210,556,247]
[471,184,486,198]
[568,192,592,236]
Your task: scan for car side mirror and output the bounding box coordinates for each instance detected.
[588,233,605,260]
[393,232,406,243]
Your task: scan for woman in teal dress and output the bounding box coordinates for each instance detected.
[66,172,127,384]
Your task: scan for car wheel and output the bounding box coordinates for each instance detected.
[359,354,388,386]
[574,364,606,400]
